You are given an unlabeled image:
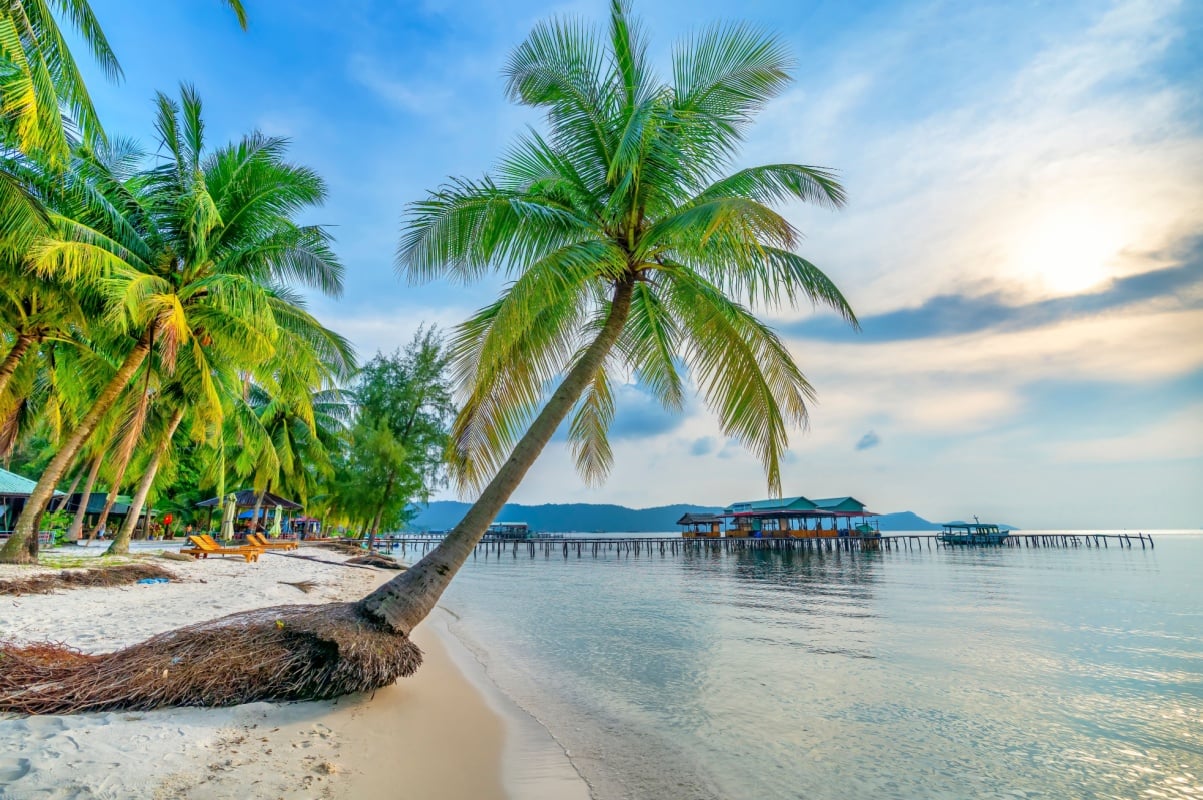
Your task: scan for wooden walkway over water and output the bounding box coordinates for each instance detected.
[372,532,1154,559]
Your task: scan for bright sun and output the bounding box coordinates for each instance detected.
[1011,205,1129,295]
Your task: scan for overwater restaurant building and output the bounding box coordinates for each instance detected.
[722,495,876,537]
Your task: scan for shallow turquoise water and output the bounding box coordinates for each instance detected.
[428,532,1203,799]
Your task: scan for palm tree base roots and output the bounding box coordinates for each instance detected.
[0,602,422,715]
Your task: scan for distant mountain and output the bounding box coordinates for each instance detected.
[408,501,723,533]
[874,512,1018,531]
[406,502,967,533]
[874,511,943,531]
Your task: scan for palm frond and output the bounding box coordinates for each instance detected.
[568,364,614,485]
[615,281,684,410]
[665,266,815,495]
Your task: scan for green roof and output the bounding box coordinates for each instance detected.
[0,467,39,497]
[723,495,871,515]
[65,493,133,515]
[725,496,816,513]
[812,497,868,513]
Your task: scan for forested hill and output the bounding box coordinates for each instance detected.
[406,502,954,533]
[408,502,723,533]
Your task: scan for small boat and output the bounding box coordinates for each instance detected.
[937,518,1009,545]
[854,522,879,537]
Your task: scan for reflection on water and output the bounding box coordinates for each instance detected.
[435,533,1203,800]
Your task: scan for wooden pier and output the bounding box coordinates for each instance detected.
[369,532,1154,560]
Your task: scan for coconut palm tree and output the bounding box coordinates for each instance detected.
[0,0,119,165]
[0,84,344,563]
[0,0,249,165]
[0,268,81,398]
[360,1,857,633]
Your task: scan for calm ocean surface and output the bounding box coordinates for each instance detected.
[425,531,1202,800]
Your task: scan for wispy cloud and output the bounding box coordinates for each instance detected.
[347,54,455,117]
[854,431,881,451]
[755,0,1202,315]
[788,246,1203,343]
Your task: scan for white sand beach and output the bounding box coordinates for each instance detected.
[0,547,589,799]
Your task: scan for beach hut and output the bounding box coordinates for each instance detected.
[0,467,66,537]
[196,490,303,536]
[59,493,153,540]
[0,467,41,533]
[291,516,322,538]
[676,512,723,538]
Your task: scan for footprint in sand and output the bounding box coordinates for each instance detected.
[0,757,31,782]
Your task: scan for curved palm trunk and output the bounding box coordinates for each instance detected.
[53,463,86,512]
[87,394,150,541]
[360,279,635,634]
[0,331,36,399]
[108,409,184,555]
[0,330,153,564]
[68,455,103,540]
[250,486,268,537]
[88,470,129,541]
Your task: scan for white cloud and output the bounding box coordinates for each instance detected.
[752,0,1202,314]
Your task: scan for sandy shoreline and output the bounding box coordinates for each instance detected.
[0,546,588,799]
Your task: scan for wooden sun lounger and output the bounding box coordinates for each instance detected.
[247,532,298,551]
[182,535,263,562]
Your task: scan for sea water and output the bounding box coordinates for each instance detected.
[429,532,1203,799]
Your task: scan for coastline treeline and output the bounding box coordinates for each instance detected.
[0,3,449,563]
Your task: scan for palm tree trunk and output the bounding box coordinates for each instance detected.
[68,455,103,540]
[108,409,184,555]
[0,329,153,564]
[53,462,86,513]
[251,485,267,536]
[0,331,35,399]
[86,394,150,541]
[360,278,635,634]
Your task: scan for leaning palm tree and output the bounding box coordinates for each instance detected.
[360,0,856,632]
[0,1,856,714]
[0,84,345,563]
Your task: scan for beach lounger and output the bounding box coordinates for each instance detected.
[181,535,263,562]
[247,532,298,551]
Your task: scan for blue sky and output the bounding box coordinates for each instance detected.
[76,0,1202,528]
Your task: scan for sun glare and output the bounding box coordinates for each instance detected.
[1011,206,1130,295]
